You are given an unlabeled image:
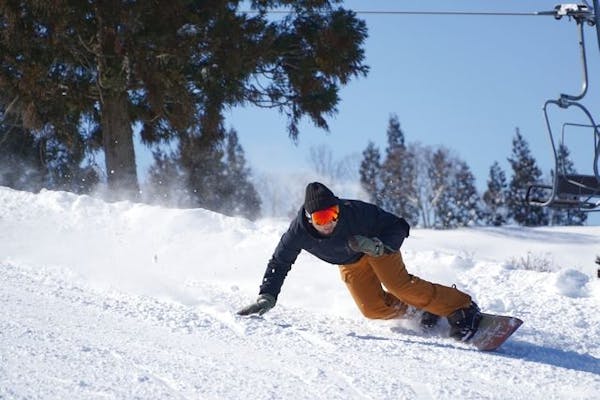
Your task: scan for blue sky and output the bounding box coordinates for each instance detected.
[223,0,600,195]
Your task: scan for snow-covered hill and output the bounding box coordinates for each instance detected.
[1,187,599,399]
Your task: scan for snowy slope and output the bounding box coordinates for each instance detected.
[1,187,599,399]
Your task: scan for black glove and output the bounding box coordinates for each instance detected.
[237,294,276,316]
[348,235,386,257]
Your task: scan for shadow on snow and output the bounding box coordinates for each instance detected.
[499,340,600,375]
[349,330,600,376]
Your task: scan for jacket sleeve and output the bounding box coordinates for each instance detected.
[258,223,303,299]
[363,202,410,250]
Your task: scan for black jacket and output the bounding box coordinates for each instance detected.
[259,199,410,298]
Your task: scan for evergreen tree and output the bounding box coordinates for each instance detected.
[0,1,368,198]
[380,115,404,213]
[385,114,405,149]
[430,148,482,229]
[180,127,229,213]
[146,148,189,207]
[147,127,260,219]
[550,144,587,225]
[452,160,482,227]
[506,128,548,226]
[359,141,382,206]
[222,128,261,220]
[0,125,45,191]
[0,118,99,194]
[482,161,508,226]
[42,134,100,194]
[380,115,419,224]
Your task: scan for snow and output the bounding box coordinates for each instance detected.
[1,186,599,399]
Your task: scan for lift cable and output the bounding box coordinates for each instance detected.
[244,10,547,17]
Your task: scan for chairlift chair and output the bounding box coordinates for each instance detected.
[526,3,600,211]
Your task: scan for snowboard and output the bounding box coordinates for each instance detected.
[467,313,523,351]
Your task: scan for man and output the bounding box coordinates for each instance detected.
[238,182,481,341]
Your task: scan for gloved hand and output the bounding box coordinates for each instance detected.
[348,235,386,257]
[237,294,276,316]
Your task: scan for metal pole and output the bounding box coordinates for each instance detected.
[561,20,589,102]
[593,0,600,52]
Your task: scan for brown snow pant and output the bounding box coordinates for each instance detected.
[339,251,471,319]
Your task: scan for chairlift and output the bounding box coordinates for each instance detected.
[526,2,600,211]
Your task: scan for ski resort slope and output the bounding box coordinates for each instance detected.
[1,186,599,400]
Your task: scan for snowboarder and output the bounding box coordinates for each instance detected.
[238,182,481,341]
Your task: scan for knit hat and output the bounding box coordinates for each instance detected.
[304,182,338,214]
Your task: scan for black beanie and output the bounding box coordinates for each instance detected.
[304,182,338,214]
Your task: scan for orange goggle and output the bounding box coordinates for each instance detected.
[307,204,340,225]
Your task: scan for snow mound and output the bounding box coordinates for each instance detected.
[554,269,590,298]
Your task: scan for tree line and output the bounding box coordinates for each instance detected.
[0,2,589,226]
[359,115,587,228]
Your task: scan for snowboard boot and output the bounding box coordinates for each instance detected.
[447,302,482,341]
[420,311,440,329]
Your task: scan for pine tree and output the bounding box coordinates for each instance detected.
[482,161,508,226]
[380,115,419,224]
[0,120,99,194]
[549,144,587,225]
[453,160,482,227]
[380,115,404,213]
[430,148,482,229]
[506,128,548,226]
[147,127,260,219]
[0,1,369,198]
[146,148,189,207]
[359,141,382,206]
[0,125,45,191]
[180,127,229,213]
[222,128,261,220]
[43,134,100,194]
[386,114,405,149]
